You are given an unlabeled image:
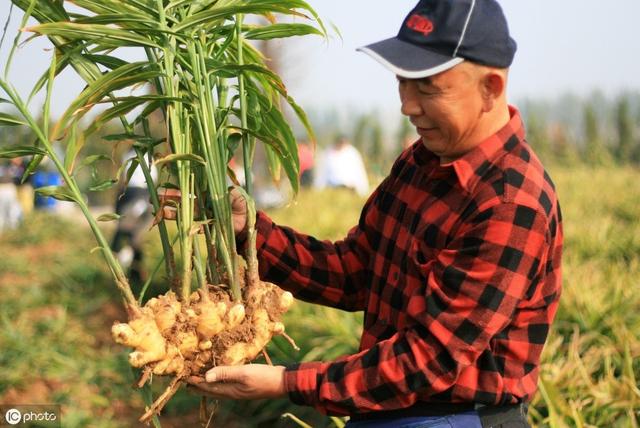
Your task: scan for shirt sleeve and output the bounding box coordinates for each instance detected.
[252,191,379,312]
[283,202,552,415]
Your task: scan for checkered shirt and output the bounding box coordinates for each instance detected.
[252,106,563,416]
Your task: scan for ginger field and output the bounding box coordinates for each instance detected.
[0,165,638,427]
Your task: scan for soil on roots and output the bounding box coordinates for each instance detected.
[111,273,294,422]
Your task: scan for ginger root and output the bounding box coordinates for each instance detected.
[112,281,294,376]
[112,276,296,423]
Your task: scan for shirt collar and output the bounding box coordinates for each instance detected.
[412,105,525,193]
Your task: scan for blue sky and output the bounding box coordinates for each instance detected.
[1,0,640,118]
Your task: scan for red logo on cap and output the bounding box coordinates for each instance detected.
[407,14,434,36]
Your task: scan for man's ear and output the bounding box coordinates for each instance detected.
[479,69,506,112]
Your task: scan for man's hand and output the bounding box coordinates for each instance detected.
[230,187,248,240]
[187,364,286,400]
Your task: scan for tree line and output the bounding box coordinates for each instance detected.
[304,90,640,173]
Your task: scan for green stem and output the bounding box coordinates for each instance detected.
[134,146,177,286]
[3,81,138,311]
[138,234,180,305]
[236,14,252,198]
[158,0,192,301]
[190,37,240,301]
[192,236,207,291]
[235,187,259,287]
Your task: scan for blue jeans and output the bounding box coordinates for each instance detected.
[345,411,482,428]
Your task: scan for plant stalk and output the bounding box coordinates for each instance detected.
[236,14,253,198]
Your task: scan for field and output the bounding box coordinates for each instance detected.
[0,165,638,427]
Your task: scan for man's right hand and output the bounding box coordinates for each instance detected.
[230,187,248,240]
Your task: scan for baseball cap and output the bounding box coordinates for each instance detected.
[357,0,517,78]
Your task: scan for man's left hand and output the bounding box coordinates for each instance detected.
[187,364,287,400]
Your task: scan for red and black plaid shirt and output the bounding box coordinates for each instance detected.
[253,106,562,416]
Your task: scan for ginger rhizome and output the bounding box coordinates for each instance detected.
[111,262,295,423]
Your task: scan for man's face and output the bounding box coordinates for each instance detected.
[398,63,485,163]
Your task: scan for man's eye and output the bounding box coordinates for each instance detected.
[416,83,438,95]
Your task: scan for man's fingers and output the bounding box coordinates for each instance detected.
[188,380,242,399]
[205,365,245,383]
[187,382,222,397]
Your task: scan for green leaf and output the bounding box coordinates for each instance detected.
[175,4,309,33]
[0,145,47,158]
[69,0,160,21]
[80,154,111,169]
[35,185,78,202]
[74,14,159,29]
[22,154,45,184]
[89,179,118,192]
[97,213,121,222]
[245,23,323,40]
[25,22,162,49]
[264,144,282,184]
[82,54,129,70]
[285,93,316,143]
[102,133,155,144]
[124,157,140,185]
[250,0,328,34]
[243,82,300,193]
[0,112,27,126]
[226,132,242,162]
[86,95,182,138]
[154,153,206,168]
[64,122,84,174]
[53,61,161,139]
[132,100,165,126]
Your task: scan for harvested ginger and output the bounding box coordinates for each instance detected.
[112,281,293,376]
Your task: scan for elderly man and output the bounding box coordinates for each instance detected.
[189,1,562,426]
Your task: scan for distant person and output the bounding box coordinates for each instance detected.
[298,141,315,187]
[0,160,22,232]
[32,162,63,211]
[314,136,369,196]
[110,150,157,284]
[10,157,34,217]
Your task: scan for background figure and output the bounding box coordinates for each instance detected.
[314,136,369,196]
[10,157,34,217]
[32,169,62,211]
[0,160,23,233]
[298,141,315,187]
[111,151,157,284]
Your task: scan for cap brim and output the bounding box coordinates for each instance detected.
[357,37,464,79]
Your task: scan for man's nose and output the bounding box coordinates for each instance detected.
[400,85,423,117]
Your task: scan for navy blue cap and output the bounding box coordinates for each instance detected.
[357,0,517,78]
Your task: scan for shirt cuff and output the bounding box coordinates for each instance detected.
[284,361,324,408]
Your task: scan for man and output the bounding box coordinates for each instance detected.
[189,1,562,426]
[314,135,370,196]
[0,159,23,232]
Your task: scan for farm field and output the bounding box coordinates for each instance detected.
[0,165,638,427]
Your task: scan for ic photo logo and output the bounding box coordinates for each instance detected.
[4,409,21,425]
[2,406,59,426]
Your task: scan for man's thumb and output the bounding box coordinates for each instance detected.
[206,366,236,383]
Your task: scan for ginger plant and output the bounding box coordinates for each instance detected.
[1,0,324,422]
